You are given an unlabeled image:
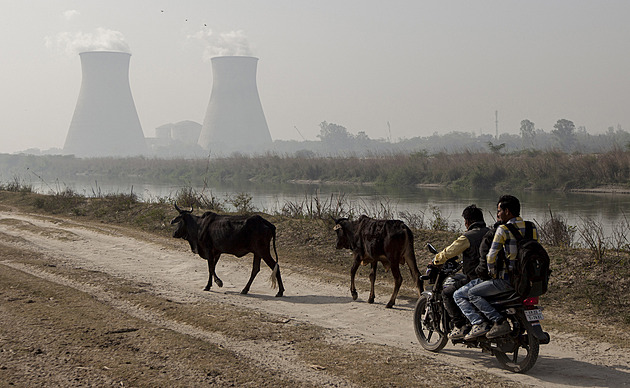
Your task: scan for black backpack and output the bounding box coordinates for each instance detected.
[505,222,551,298]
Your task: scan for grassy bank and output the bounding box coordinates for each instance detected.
[2,149,630,191]
[1,188,629,343]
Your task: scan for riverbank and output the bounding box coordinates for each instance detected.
[569,186,630,194]
[2,150,630,192]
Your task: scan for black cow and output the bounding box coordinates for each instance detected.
[171,204,284,297]
[333,215,423,308]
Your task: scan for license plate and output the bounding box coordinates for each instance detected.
[525,309,544,321]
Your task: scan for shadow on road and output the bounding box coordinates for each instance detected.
[439,345,630,387]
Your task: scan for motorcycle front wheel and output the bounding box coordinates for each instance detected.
[493,315,540,373]
[413,295,448,352]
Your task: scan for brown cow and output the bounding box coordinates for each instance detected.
[333,215,423,308]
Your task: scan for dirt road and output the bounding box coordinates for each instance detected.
[1,209,629,387]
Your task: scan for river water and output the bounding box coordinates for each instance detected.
[30,177,629,240]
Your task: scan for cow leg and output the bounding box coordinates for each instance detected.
[213,256,223,288]
[350,256,361,301]
[386,262,403,308]
[213,273,223,288]
[241,255,261,295]
[261,254,284,297]
[204,255,217,291]
[368,262,378,304]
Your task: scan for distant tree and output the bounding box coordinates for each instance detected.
[317,121,352,144]
[356,131,370,141]
[552,119,577,152]
[487,141,506,154]
[520,119,536,148]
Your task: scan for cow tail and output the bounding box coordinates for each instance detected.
[269,225,280,289]
[405,226,423,293]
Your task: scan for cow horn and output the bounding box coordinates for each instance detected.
[174,202,193,213]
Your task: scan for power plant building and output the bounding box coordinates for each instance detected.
[154,120,201,145]
[198,56,272,153]
[63,51,147,157]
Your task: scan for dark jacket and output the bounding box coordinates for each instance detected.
[462,221,489,281]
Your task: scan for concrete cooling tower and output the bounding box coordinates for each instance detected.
[63,51,147,157]
[198,56,272,153]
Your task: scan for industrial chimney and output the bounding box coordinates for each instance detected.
[63,51,147,157]
[198,56,272,153]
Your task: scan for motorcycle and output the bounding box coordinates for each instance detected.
[413,243,550,373]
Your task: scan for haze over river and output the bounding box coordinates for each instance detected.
[30,176,630,241]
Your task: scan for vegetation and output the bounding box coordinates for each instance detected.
[1,185,629,330]
[2,148,630,192]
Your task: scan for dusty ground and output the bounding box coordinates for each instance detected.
[0,206,629,387]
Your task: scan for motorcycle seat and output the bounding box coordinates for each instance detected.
[488,290,522,305]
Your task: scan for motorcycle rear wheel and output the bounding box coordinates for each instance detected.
[413,295,448,352]
[493,315,540,373]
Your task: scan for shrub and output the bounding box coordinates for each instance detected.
[229,192,255,214]
[534,208,576,247]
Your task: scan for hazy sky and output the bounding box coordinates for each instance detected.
[2,1,629,153]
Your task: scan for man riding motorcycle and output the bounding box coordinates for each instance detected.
[431,205,488,339]
[464,195,539,339]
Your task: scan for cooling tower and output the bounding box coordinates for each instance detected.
[198,56,272,153]
[63,51,147,157]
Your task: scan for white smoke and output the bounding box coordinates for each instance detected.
[63,9,80,21]
[188,29,253,61]
[45,28,131,56]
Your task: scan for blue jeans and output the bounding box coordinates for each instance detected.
[453,278,484,326]
[468,279,513,323]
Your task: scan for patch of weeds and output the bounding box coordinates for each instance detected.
[228,192,255,214]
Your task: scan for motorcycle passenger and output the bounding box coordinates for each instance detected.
[431,205,488,340]
[465,194,539,340]
[450,217,504,339]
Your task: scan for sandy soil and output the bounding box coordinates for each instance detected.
[1,208,629,387]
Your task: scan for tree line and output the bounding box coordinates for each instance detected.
[269,119,630,156]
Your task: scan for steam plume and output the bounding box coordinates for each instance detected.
[45,28,131,56]
[63,10,80,21]
[188,29,253,61]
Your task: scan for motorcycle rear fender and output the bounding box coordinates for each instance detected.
[518,310,551,344]
[529,322,551,344]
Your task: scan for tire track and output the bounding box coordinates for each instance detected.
[0,260,355,388]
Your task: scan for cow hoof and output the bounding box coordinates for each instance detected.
[203,287,211,292]
[368,297,375,304]
[240,289,249,295]
[351,291,358,300]
[275,291,283,297]
[215,279,223,288]
[385,302,394,309]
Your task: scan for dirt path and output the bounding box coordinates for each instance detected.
[1,209,629,387]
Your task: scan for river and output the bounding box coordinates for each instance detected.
[29,176,629,243]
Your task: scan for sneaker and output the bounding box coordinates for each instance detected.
[448,324,471,340]
[464,322,490,340]
[486,320,511,338]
